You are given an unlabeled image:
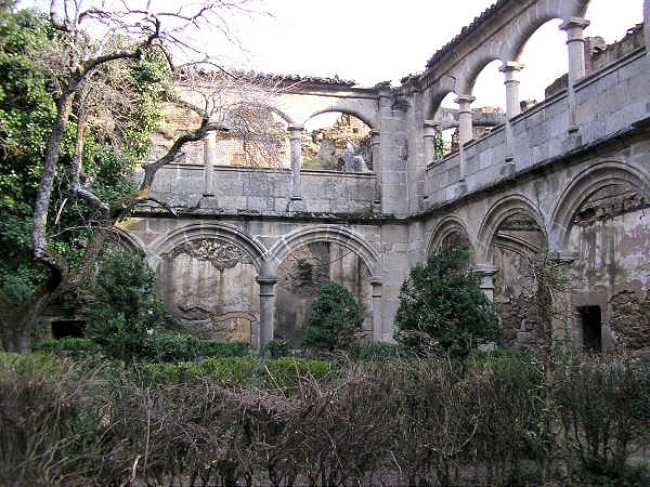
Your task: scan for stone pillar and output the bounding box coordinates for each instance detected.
[203,131,217,197]
[369,129,382,205]
[501,62,524,119]
[500,62,524,163]
[422,120,438,165]
[256,275,278,351]
[370,277,384,341]
[455,95,475,182]
[560,17,591,131]
[455,95,475,145]
[473,264,498,302]
[288,126,303,200]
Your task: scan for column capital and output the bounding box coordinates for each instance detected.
[455,95,476,106]
[369,129,381,145]
[548,250,579,265]
[288,125,303,139]
[369,276,384,287]
[499,61,525,73]
[423,120,439,138]
[560,17,591,31]
[256,275,279,287]
[472,264,498,277]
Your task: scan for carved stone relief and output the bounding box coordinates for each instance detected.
[169,238,252,271]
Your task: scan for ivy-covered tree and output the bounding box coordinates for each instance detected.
[304,282,364,352]
[0,1,283,352]
[394,247,502,358]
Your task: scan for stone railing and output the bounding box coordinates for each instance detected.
[424,46,648,209]
[149,165,378,216]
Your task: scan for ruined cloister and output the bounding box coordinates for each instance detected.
[112,0,650,353]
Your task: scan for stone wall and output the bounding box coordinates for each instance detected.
[114,0,650,353]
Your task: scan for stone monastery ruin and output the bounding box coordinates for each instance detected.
[116,0,650,353]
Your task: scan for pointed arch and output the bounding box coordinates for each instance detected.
[549,161,650,250]
[269,225,381,278]
[150,222,268,272]
[477,194,548,262]
[427,215,474,256]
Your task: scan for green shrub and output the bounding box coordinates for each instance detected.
[143,330,248,362]
[140,356,334,389]
[85,250,168,363]
[263,339,290,358]
[349,341,406,361]
[304,282,364,352]
[33,337,99,353]
[394,247,501,358]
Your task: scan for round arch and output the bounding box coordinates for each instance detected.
[427,216,475,256]
[269,225,382,278]
[303,107,376,131]
[457,55,504,97]
[150,223,268,273]
[549,161,650,250]
[477,194,548,262]
[234,102,295,127]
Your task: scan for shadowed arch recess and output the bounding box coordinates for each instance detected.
[269,225,381,278]
[550,161,650,250]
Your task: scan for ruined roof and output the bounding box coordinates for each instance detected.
[178,67,356,87]
[425,0,510,69]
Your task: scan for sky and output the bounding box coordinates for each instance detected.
[229,0,645,109]
[23,0,645,112]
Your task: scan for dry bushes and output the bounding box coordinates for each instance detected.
[1,353,649,486]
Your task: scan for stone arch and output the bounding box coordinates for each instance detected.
[270,225,382,344]
[645,0,650,57]
[477,194,548,262]
[270,225,381,277]
[549,161,650,250]
[457,55,504,97]
[500,0,588,62]
[151,222,268,271]
[427,216,474,256]
[304,107,376,131]
[151,223,270,347]
[109,226,146,255]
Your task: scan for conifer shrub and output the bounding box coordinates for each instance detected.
[304,282,364,352]
[395,247,501,357]
[86,250,167,363]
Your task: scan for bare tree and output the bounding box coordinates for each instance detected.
[1,0,286,352]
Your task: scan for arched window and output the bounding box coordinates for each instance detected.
[432,93,460,159]
[516,19,568,107]
[469,59,506,140]
[302,112,372,173]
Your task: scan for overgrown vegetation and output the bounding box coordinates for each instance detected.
[395,247,502,357]
[304,282,364,352]
[1,351,648,486]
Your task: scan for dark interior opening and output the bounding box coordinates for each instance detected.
[578,306,602,353]
[51,320,85,339]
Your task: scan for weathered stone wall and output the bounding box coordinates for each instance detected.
[116,0,649,353]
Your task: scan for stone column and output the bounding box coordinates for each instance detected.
[422,120,438,165]
[256,275,278,351]
[203,131,217,197]
[455,95,475,182]
[455,95,475,145]
[560,17,591,131]
[369,277,384,341]
[288,125,303,200]
[369,129,382,205]
[500,62,524,163]
[473,264,498,302]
